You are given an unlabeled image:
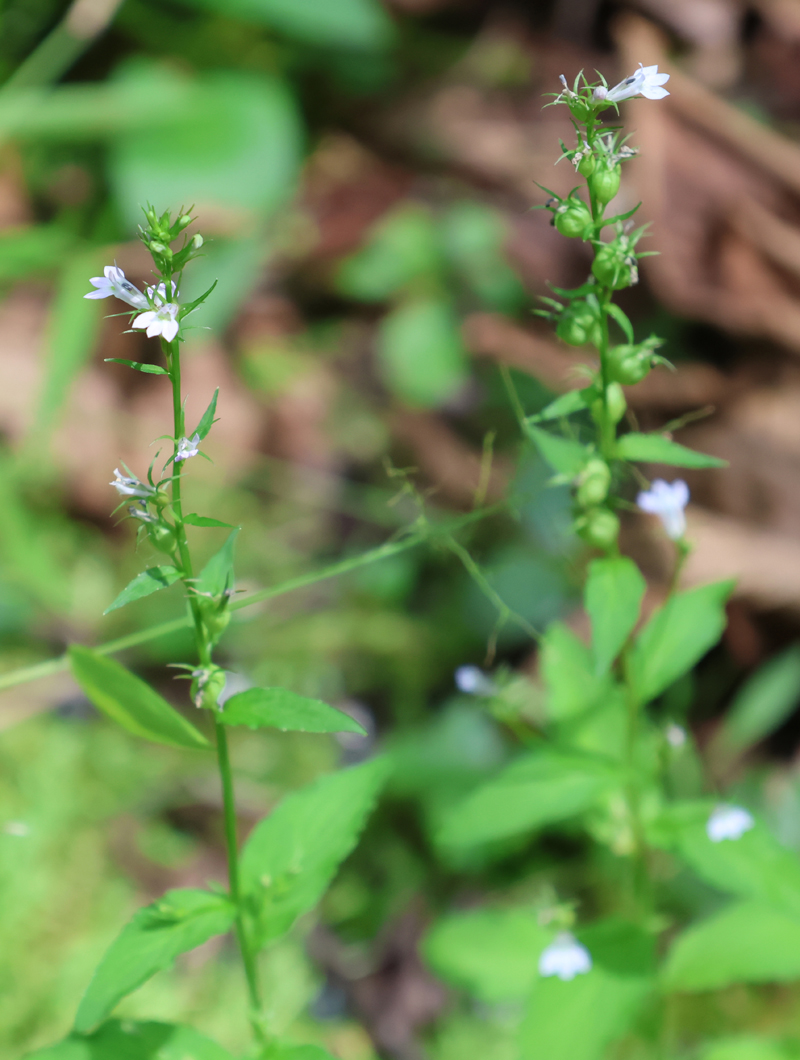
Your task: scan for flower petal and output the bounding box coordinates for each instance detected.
[641,86,670,99]
[132,311,157,330]
[161,319,179,342]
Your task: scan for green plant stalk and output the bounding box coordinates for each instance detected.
[164,331,264,1041]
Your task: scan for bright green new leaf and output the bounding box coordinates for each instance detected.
[713,645,800,755]
[103,566,181,615]
[540,622,613,720]
[183,514,235,528]
[585,557,646,675]
[616,432,727,469]
[378,298,469,408]
[662,901,800,992]
[220,686,366,734]
[240,758,387,947]
[337,206,442,302]
[191,388,219,442]
[526,388,592,425]
[526,425,588,477]
[521,920,654,1060]
[75,891,235,1033]
[184,0,395,49]
[629,580,734,704]
[701,1037,794,1060]
[25,1019,234,1060]
[68,646,209,751]
[196,529,239,597]
[437,749,612,847]
[424,908,551,1002]
[103,359,168,375]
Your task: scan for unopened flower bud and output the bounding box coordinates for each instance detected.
[191,233,204,249]
[576,459,611,507]
[148,524,176,554]
[177,214,194,231]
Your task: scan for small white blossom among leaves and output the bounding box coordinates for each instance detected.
[637,478,689,540]
[593,64,670,104]
[175,433,201,462]
[84,265,148,310]
[132,302,180,343]
[706,804,755,843]
[455,665,497,696]
[538,933,592,980]
[110,468,155,499]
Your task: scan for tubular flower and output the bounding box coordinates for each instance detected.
[636,478,689,540]
[706,805,754,843]
[175,433,201,462]
[84,265,148,310]
[110,468,155,499]
[593,64,670,104]
[538,933,592,980]
[132,302,180,342]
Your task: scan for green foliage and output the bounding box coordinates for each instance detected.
[196,530,240,597]
[377,298,469,407]
[629,581,734,704]
[219,686,366,734]
[526,425,588,477]
[103,567,181,615]
[240,758,387,947]
[27,1019,234,1059]
[713,645,800,755]
[75,891,236,1033]
[103,360,168,375]
[190,389,219,443]
[337,206,442,301]
[585,557,646,675]
[616,433,727,469]
[68,647,210,750]
[540,622,614,720]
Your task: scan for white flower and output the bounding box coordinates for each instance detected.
[146,280,180,304]
[539,933,592,980]
[84,265,148,310]
[666,723,687,748]
[128,503,157,524]
[110,468,154,499]
[706,804,754,843]
[175,433,201,462]
[132,303,180,342]
[455,665,496,696]
[593,64,670,104]
[636,478,689,540]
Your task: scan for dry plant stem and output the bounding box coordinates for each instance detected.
[164,333,265,1043]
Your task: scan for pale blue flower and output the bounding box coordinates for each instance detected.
[637,479,689,540]
[593,64,670,103]
[706,804,754,843]
[539,933,592,980]
[84,265,148,310]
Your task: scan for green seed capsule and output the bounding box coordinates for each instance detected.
[554,200,592,239]
[589,164,621,206]
[580,508,620,551]
[556,305,596,347]
[148,524,176,554]
[576,458,611,507]
[592,245,637,290]
[577,153,595,177]
[607,345,651,386]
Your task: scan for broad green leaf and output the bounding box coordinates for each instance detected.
[220,687,366,734]
[196,529,239,596]
[103,359,167,375]
[701,1037,794,1060]
[668,802,800,918]
[629,581,733,704]
[75,891,235,1033]
[526,388,592,425]
[183,513,235,528]
[616,432,727,469]
[337,206,442,302]
[103,566,181,615]
[68,646,209,750]
[585,557,646,675]
[526,425,587,477]
[191,388,219,442]
[662,901,800,992]
[377,298,469,408]
[184,0,395,49]
[26,1019,234,1060]
[713,645,800,755]
[437,750,612,847]
[521,920,654,1060]
[240,758,387,947]
[424,908,551,1002]
[540,622,613,720]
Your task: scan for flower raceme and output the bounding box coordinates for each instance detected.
[538,933,592,981]
[636,479,689,540]
[593,64,670,104]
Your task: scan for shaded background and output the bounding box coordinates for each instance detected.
[5,0,800,1055]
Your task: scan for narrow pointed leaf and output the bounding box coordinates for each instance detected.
[26,1019,234,1059]
[526,425,588,476]
[103,566,181,615]
[526,388,593,425]
[68,646,210,750]
[616,432,727,469]
[585,557,646,675]
[220,687,366,734]
[103,358,168,375]
[606,303,634,342]
[196,528,239,596]
[183,513,234,528]
[75,890,235,1033]
[191,387,219,441]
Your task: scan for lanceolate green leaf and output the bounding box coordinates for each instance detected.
[585,556,646,675]
[75,891,235,1033]
[103,566,181,615]
[713,645,800,755]
[26,1019,234,1060]
[616,432,727,469]
[526,388,593,425]
[220,687,366,734]
[240,758,387,948]
[437,749,612,847]
[183,513,234,528]
[68,646,209,750]
[103,358,168,375]
[196,529,239,596]
[662,901,800,992]
[629,580,734,704]
[526,425,587,477]
[191,387,219,442]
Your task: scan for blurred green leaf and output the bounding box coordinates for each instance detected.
[196,529,239,596]
[437,749,612,847]
[69,646,210,751]
[183,514,234,528]
[700,1037,795,1060]
[75,891,235,1033]
[629,581,734,704]
[377,298,468,407]
[424,908,551,1002]
[441,201,525,312]
[240,758,387,947]
[616,433,727,469]
[662,901,800,991]
[264,1046,336,1060]
[521,920,654,1060]
[337,206,442,302]
[25,1019,234,1059]
[220,686,366,734]
[540,622,613,720]
[0,224,74,281]
[103,566,181,615]
[526,426,587,477]
[526,388,592,425]
[585,557,646,676]
[713,645,800,755]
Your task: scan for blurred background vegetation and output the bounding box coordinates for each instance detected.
[7,0,800,1056]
